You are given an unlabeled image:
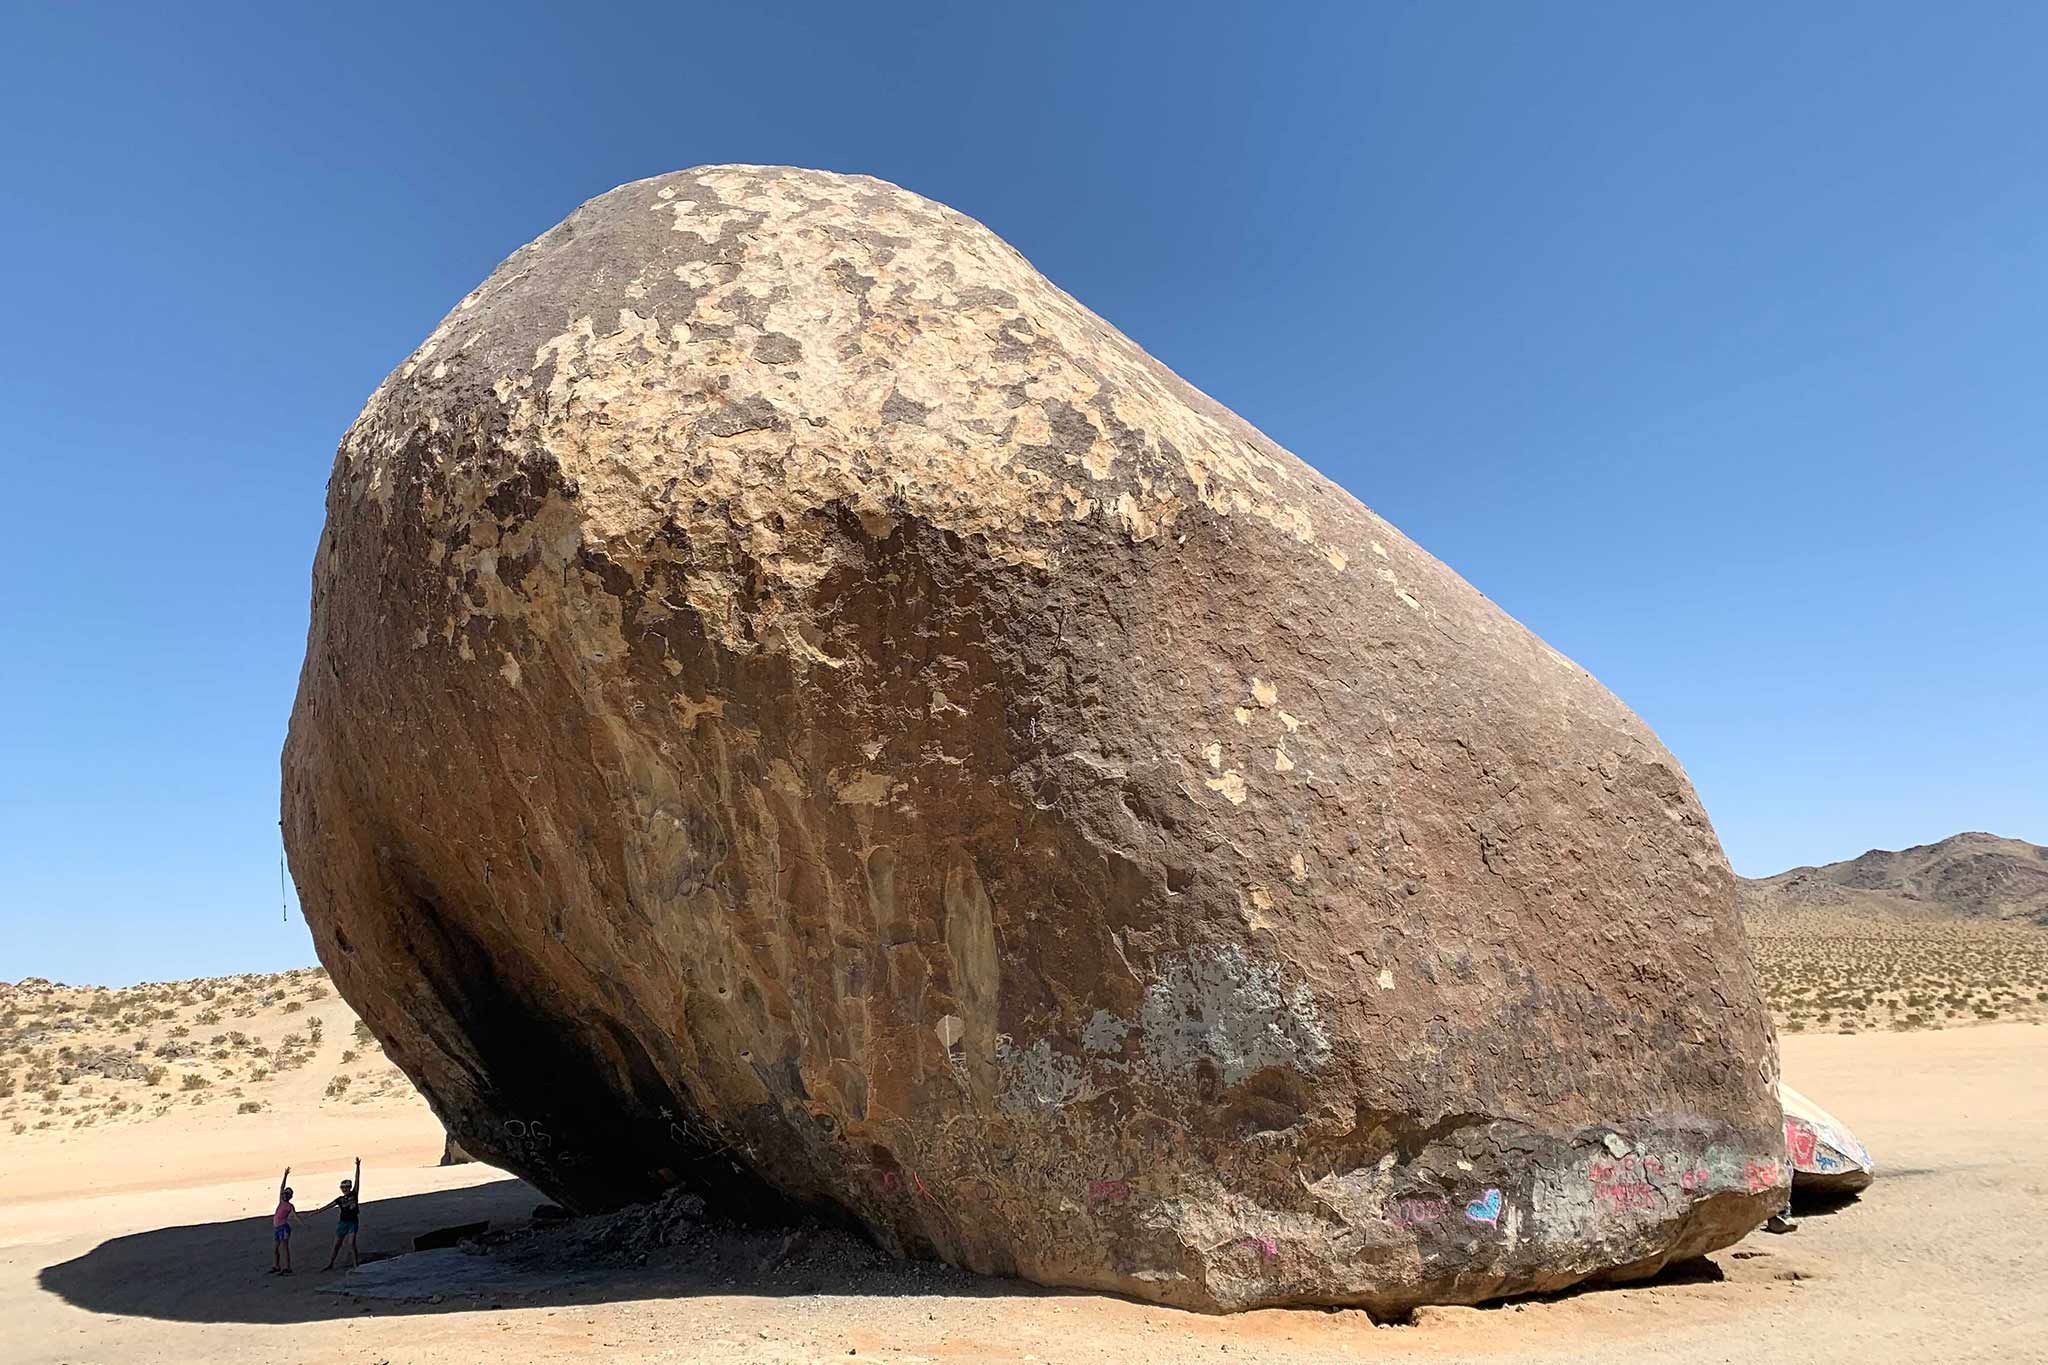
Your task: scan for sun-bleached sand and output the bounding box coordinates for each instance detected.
[3,1011,2042,1364]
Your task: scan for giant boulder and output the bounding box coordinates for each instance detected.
[282,165,1785,1313]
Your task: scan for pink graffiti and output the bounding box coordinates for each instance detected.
[1237,1236,1278,1258]
[1590,1154,1663,1182]
[1088,1178,1132,1206]
[1391,1196,1453,1228]
[1784,1121,1817,1166]
[1744,1158,1782,1194]
[1678,1167,1711,1192]
[1594,1181,1658,1211]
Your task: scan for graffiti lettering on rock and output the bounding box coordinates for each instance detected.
[1392,1196,1452,1228]
[1593,1180,1659,1211]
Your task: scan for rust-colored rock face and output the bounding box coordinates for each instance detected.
[283,165,1784,1313]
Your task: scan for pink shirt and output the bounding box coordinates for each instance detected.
[273,1200,294,1227]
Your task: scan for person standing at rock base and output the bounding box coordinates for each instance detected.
[309,1157,362,1269]
[268,1167,295,1275]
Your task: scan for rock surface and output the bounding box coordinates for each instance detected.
[282,165,1785,1313]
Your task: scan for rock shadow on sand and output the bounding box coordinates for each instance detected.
[37,1177,1043,1326]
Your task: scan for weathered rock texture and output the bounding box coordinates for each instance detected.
[283,166,1785,1313]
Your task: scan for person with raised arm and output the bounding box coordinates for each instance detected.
[310,1157,362,1270]
[269,1167,296,1274]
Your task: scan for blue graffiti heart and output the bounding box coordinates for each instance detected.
[1465,1188,1502,1226]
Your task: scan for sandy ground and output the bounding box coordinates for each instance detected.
[3,1022,2042,1364]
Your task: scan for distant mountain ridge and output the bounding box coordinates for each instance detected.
[1739,832,2048,925]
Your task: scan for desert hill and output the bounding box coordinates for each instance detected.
[1740,831,2048,925]
[0,968,417,1144]
[1737,832,2048,1035]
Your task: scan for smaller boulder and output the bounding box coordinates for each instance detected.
[1781,1082,1874,1194]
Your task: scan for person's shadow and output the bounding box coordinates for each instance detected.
[36,1176,1034,1325]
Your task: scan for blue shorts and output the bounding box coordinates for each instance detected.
[336,1220,358,1239]
[274,1225,291,1243]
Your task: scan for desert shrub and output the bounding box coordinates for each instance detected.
[195,1009,221,1025]
[304,984,329,1000]
[340,1049,357,1065]
[249,1065,269,1082]
[180,1074,209,1091]
[325,1074,352,1098]
[353,1021,374,1044]
[146,1066,167,1087]
[238,1100,262,1114]
[281,1000,304,1015]
[168,1024,190,1038]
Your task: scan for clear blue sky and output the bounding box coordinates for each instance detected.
[3,4,2042,985]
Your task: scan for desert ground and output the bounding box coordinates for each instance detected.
[5,944,2045,1364]
[1747,913,2048,1034]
